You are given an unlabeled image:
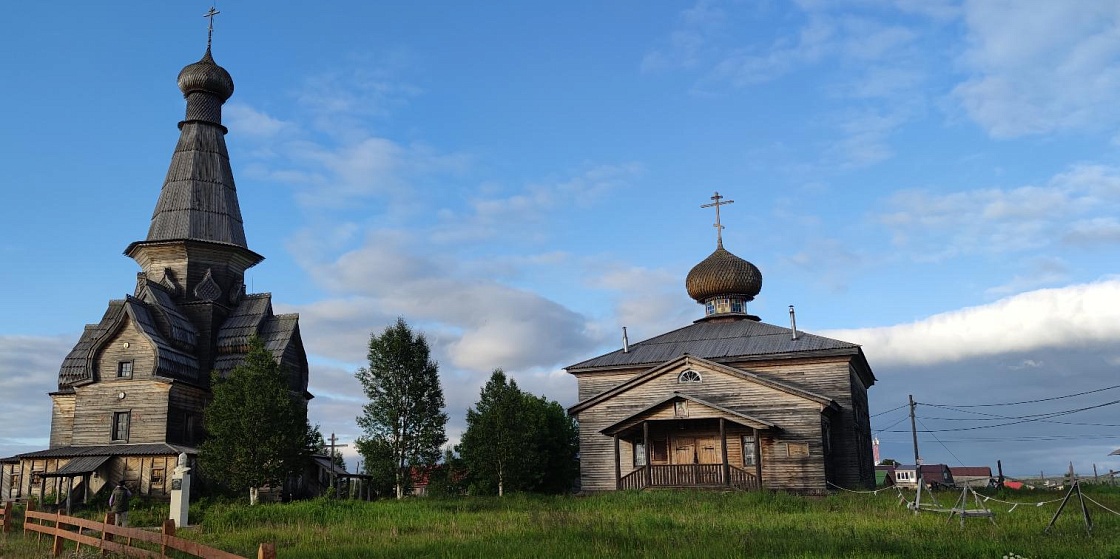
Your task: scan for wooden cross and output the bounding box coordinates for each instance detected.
[204,7,220,50]
[326,432,348,497]
[701,191,734,246]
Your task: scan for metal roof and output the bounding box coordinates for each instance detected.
[13,443,196,460]
[41,455,113,477]
[568,318,860,371]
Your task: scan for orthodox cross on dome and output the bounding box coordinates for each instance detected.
[701,191,734,247]
[204,7,220,50]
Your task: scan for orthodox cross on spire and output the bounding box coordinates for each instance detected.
[700,191,734,246]
[204,7,220,50]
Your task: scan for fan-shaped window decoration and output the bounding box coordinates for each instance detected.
[678,370,702,383]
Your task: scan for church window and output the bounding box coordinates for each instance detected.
[678,370,702,383]
[742,435,756,466]
[117,361,133,378]
[730,298,744,313]
[715,298,731,313]
[705,301,715,315]
[112,411,131,442]
[633,442,646,467]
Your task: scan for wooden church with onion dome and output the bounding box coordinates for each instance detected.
[566,193,876,494]
[0,17,311,506]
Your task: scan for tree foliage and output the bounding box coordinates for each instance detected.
[200,336,313,502]
[355,317,448,499]
[459,369,579,496]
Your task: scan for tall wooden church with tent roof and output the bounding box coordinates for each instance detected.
[567,193,876,493]
[1,22,311,505]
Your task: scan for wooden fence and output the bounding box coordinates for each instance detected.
[1,501,13,534]
[20,503,275,559]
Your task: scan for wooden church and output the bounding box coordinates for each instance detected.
[1,34,310,505]
[567,194,876,493]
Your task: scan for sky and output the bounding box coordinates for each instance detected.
[3,0,1120,479]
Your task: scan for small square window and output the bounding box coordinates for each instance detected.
[31,471,44,487]
[150,468,164,485]
[117,361,133,379]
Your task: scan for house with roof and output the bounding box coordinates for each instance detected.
[891,464,954,489]
[566,194,877,494]
[0,35,309,506]
[950,466,993,488]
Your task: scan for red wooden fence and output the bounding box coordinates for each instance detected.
[20,503,275,559]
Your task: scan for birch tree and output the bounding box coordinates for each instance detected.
[355,318,448,499]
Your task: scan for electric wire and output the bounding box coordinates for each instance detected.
[921,383,1120,408]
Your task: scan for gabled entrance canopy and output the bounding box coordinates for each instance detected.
[601,392,777,438]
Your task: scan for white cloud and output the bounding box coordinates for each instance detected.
[953,0,1120,137]
[877,164,1120,261]
[824,279,1120,367]
[0,335,75,459]
[225,104,296,139]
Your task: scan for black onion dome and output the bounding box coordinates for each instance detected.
[177,49,234,101]
[685,244,763,303]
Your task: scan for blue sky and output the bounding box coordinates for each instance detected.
[3,1,1120,479]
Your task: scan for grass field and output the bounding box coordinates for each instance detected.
[2,487,1118,558]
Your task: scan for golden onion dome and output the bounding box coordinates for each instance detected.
[685,243,762,303]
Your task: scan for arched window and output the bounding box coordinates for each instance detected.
[678,370,702,383]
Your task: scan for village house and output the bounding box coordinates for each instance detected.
[950,466,994,488]
[1,36,310,506]
[566,194,877,494]
[890,464,955,489]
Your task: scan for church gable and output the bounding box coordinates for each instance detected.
[570,355,836,417]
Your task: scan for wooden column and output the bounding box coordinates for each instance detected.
[720,418,730,486]
[754,428,763,488]
[613,434,621,490]
[643,422,651,487]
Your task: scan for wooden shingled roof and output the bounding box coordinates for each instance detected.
[567,318,865,372]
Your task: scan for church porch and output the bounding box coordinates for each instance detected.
[608,417,767,491]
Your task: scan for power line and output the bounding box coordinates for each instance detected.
[882,398,1120,432]
[921,383,1120,408]
[871,403,908,418]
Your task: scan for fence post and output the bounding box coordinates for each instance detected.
[162,518,176,556]
[51,511,63,557]
[2,501,10,533]
[258,542,277,559]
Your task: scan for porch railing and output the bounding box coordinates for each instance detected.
[618,465,758,491]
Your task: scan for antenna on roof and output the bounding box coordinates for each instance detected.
[789,305,799,340]
[622,327,630,353]
[204,6,220,51]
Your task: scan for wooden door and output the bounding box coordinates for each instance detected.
[672,437,696,464]
[697,437,722,464]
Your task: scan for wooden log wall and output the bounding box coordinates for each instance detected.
[574,359,840,492]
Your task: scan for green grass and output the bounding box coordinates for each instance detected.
[3,487,1119,558]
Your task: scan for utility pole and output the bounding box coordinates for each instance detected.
[909,394,922,512]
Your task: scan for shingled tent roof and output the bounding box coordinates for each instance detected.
[124,48,261,265]
[568,318,867,374]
